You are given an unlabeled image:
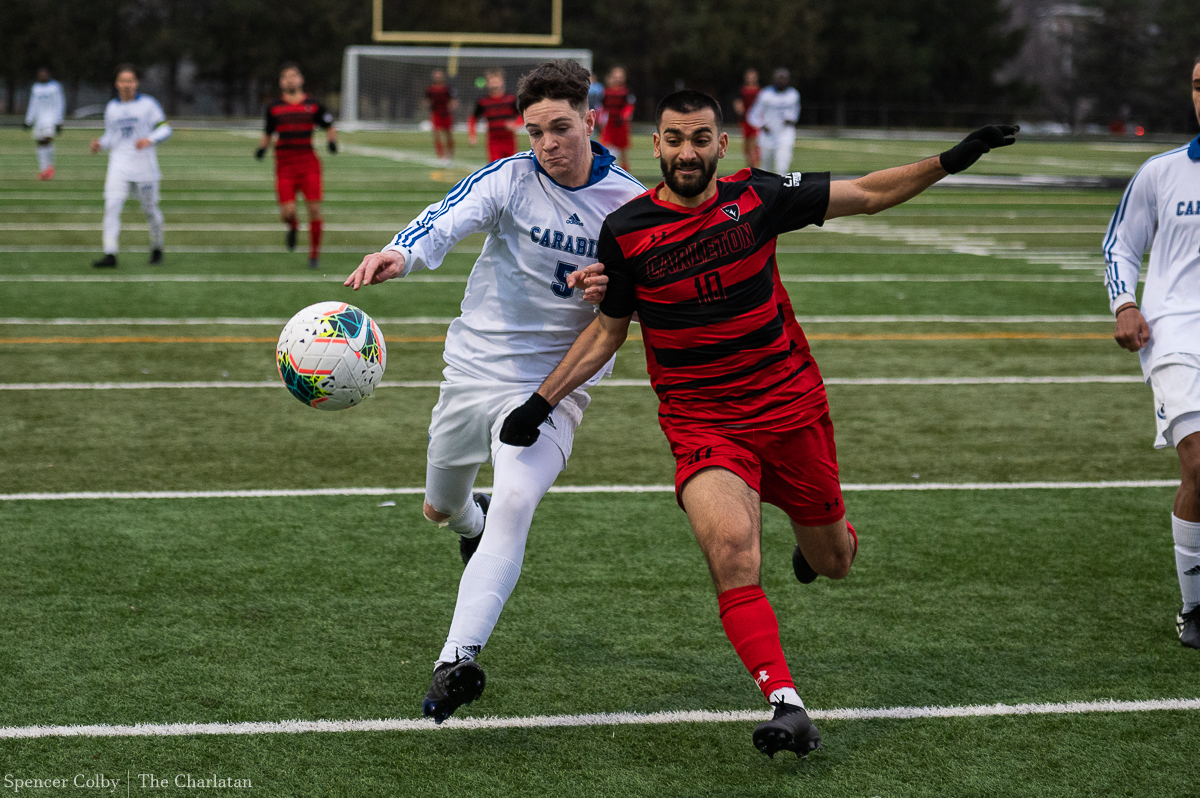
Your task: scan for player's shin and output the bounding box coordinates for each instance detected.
[718,585,802,707]
[309,218,323,260]
[1172,514,1200,612]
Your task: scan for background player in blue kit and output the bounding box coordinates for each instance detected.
[1106,55,1200,650]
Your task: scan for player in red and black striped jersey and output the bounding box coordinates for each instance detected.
[732,68,761,168]
[256,62,336,268]
[425,69,458,162]
[599,66,635,170]
[469,70,521,163]
[500,90,1018,758]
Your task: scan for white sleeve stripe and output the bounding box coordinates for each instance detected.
[396,154,530,248]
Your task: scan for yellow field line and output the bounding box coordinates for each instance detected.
[0,332,1113,345]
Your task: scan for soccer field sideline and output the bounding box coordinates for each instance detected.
[4,697,1198,741]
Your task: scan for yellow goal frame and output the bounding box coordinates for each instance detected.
[372,0,563,45]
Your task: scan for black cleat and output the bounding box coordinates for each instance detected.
[148,248,163,265]
[308,257,320,270]
[1177,605,1200,649]
[286,227,297,252]
[92,254,117,268]
[423,658,486,723]
[459,493,490,565]
[753,702,822,759]
[793,545,818,584]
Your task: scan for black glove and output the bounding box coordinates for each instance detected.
[328,140,338,154]
[255,147,266,160]
[499,394,553,447]
[939,125,1019,174]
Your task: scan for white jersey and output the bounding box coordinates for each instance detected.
[747,86,800,139]
[25,80,65,134]
[384,141,645,385]
[1103,137,1200,378]
[99,94,172,182]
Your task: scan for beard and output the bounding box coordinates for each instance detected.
[660,152,718,198]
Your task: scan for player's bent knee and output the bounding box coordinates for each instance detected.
[422,501,452,524]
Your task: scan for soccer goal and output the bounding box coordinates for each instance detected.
[339,46,592,128]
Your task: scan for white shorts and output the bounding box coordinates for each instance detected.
[426,366,591,469]
[31,122,56,140]
[1149,355,1200,448]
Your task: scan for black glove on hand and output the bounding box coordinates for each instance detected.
[939,125,1019,174]
[499,394,553,447]
[328,141,338,154]
[255,147,266,160]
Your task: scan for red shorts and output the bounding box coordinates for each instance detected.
[275,152,322,204]
[665,410,845,527]
[741,122,758,140]
[487,134,517,162]
[601,123,629,149]
[432,113,454,131]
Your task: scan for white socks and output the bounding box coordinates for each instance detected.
[1172,514,1200,612]
[768,687,804,708]
[435,436,565,666]
[36,144,53,171]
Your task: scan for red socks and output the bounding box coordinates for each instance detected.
[309,218,323,260]
[718,585,795,700]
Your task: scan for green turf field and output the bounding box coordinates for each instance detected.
[1,128,1197,797]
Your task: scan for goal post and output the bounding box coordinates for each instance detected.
[340,46,592,128]
[371,0,562,45]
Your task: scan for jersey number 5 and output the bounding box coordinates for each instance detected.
[552,261,575,298]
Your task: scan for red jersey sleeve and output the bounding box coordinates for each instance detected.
[756,170,831,236]
[597,222,637,319]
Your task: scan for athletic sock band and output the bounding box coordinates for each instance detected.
[717,585,796,702]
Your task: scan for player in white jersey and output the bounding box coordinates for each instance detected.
[747,67,800,174]
[25,68,65,180]
[1104,56,1200,649]
[89,65,172,268]
[344,60,645,721]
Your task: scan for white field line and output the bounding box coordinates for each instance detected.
[0,376,1145,392]
[0,273,1101,284]
[0,481,1179,502]
[2,697,1197,740]
[0,315,1116,326]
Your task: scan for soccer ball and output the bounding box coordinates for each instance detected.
[276,302,386,410]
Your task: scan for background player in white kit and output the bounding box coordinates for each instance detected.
[25,68,64,180]
[344,60,644,721]
[748,67,800,174]
[89,65,172,268]
[1105,55,1200,650]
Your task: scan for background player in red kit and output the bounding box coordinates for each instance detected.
[469,69,521,163]
[500,90,1018,758]
[732,68,761,168]
[256,62,336,269]
[599,66,635,170]
[425,69,457,163]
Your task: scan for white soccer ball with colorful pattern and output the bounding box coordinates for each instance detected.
[276,302,386,410]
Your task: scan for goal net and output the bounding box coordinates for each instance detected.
[340,46,592,128]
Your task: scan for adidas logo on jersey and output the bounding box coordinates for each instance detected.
[565,213,584,226]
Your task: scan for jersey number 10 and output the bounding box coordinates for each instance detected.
[695,272,726,304]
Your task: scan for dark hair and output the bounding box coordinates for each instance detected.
[280,61,302,75]
[115,63,137,79]
[655,90,723,129]
[516,59,590,114]
[1194,54,1200,66]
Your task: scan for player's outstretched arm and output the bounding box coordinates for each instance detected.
[500,312,632,446]
[345,250,406,290]
[826,125,1018,220]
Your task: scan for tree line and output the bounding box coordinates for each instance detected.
[3,0,1199,130]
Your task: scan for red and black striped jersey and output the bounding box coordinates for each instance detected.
[473,94,519,138]
[265,95,333,157]
[426,84,455,116]
[598,168,831,426]
[602,87,633,127]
